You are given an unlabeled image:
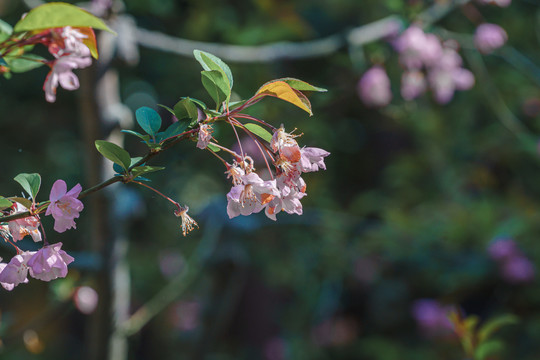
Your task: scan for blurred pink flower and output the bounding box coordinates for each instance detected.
[401,71,426,100]
[170,300,200,331]
[46,180,84,233]
[474,23,508,54]
[43,51,92,103]
[501,255,535,284]
[477,0,511,7]
[411,299,454,338]
[74,286,99,314]
[27,242,74,281]
[357,65,392,107]
[487,238,518,261]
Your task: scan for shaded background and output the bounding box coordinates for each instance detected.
[1,0,540,359]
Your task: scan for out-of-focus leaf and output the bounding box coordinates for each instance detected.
[478,314,519,343]
[13,2,113,33]
[5,54,46,73]
[474,340,505,360]
[0,19,13,42]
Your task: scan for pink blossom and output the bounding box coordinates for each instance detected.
[46,180,84,233]
[357,66,392,107]
[27,243,74,281]
[271,125,302,163]
[43,50,92,103]
[226,173,279,218]
[265,175,306,221]
[428,67,474,104]
[299,147,330,172]
[501,255,535,284]
[0,252,34,290]
[8,203,42,242]
[411,299,455,338]
[394,26,442,70]
[61,27,89,56]
[474,24,508,54]
[401,71,426,100]
[197,123,214,149]
[487,238,518,261]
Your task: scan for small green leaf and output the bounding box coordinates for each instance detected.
[478,314,519,343]
[201,70,230,107]
[5,54,46,73]
[157,104,175,115]
[131,166,165,178]
[0,197,13,211]
[121,129,151,143]
[135,107,162,137]
[14,173,41,200]
[9,197,32,209]
[130,157,144,167]
[194,50,233,89]
[474,340,504,360]
[207,143,220,152]
[158,121,188,142]
[243,123,273,143]
[173,98,199,122]
[95,140,131,171]
[13,2,113,33]
[186,97,208,110]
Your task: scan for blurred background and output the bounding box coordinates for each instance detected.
[1,0,540,359]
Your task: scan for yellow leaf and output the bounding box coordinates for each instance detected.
[78,27,99,59]
[255,80,313,116]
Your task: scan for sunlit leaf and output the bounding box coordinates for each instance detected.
[243,123,273,143]
[0,197,13,211]
[201,70,230,107]
[95,140,131,171]
[78,27,99,59]
[254,80,313,115]
[14,173,41,200]
[13,2,113,33]
[277,78,327,92]
[0,19,13,42]
[194,50,233,89]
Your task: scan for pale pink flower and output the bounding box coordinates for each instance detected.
[61,27,89,56]
[265,175,306,221]
[271,125,302,163]
[8,203,42,242]
[474,24,508,54]
[0,252,34,290]
[401,71,426,100]
[43,50,92,103]
[226,173,279,218]
[428,67,474,104]
[394,25,429,69]
[46,180,84,233]
[487,238,518,261]
[501,255,535,284]
[357,66,392,107]
[27,243,74,281]
[197,123,214,149]
[299,147,330,172]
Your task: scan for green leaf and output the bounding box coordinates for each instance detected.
[157,104,175,115]
[5,54,46,73]
[135,107,162,137]
[0,197,13,211]
[8,197,32,209]
[243,123,273,143]
[193,50,233,89]
[279,77,327,92]
[474,340,504,360]
[14,173,41,200]
[121,130,151,143]
[95,140,131,171]
[186,97,208,110]
[478,314,519,343]
[201,70,230,107]
[173,98,199,123]
[158,121,188,142]
[13,2,113,33]
[0,19,13,42]
[131,166,165,178]
[207,143,220,152]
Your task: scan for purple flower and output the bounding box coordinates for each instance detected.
[43,50,92,103]
[226,172,279,218]
[196,123,213,149]
[401,71,426,100]
[501,255,535,284]
[411,299,454,337]
[357,66,392,107]
[8,203,42,242]
[0,252,34,290]
[46,180,84,233]
[394,26,442,70]
[474,24,508,54]
[27,243,74,281]
[299,147,330,172]
[428,66,474,104]
[487,238,518,261]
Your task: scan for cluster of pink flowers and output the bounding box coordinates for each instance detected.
[357,65,392,107]
[0,180,83,291]
[197,123,329,221]
[40,26,94,102]
[474,23,508,54]
[395,26,475,104]
[487,238,535,284]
